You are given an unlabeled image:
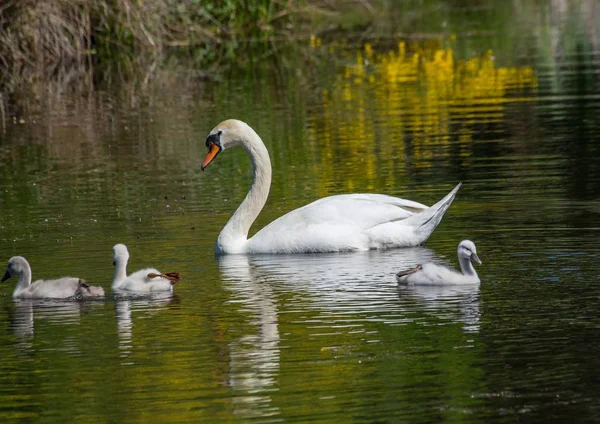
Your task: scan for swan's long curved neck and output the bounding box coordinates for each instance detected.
[113,258,128,287]
[459,257,477,277]
[14,265,32,297]
[217,128,272,253]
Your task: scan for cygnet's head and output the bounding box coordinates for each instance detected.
[112,244,130,265]
[201,119,254,170]
[2,256,29,282]
[458,240,481,265]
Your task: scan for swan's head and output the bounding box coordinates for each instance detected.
[112,244,130,265]
[2,256,29,282]
[458,240,481,265]
[201,119,253,170]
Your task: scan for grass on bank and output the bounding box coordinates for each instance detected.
[0,0,370,91]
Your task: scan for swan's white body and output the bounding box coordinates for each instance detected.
[112,244,179,293]
[202,119,461,254]
[2,256,105,299]
[396,240,482,285]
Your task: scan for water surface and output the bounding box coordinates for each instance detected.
[1,2,600,422]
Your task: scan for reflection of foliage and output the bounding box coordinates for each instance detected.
[305,39,538,195]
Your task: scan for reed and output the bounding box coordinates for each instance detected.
[0,0,342,91]
[0,0,92,90]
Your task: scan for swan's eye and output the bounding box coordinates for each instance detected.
[205,131,222,148]
[112,261,116,266]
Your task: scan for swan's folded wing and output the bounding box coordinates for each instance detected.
[311,194,428,214]
[257,194,427,233]
[247,195,430,253]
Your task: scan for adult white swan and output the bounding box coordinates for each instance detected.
[396,240,482,285]
[202,119,461,254]
[2,256,105,299]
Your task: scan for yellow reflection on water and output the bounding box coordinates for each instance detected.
[307,39,538,196]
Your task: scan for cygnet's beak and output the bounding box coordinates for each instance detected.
[471,252,482,265]
[1,270,11,282]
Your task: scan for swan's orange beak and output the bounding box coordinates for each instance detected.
[201,141,221,170]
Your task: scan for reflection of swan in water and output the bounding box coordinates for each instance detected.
[218,249,481,417]
[5,299,105,350]
[115,293,179,362]
[5,301,35,340]
[397,283,481,333]
[220,246,480,332]
[222,248,436,307]
[218,255,281,419]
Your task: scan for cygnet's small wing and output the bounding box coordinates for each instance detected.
[75,280,105,297]
[396,264,423,283]
[24,277,83,298]
[117,268,176,293]
[148,272,181,285]
[411,263,476,285]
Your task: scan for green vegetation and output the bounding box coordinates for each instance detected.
[0,0,597,107]
[0,0,347,91]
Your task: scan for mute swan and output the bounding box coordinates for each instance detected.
[1,256,105,298]
[112,244,181,293]
[201,119,461,254]
[396,240,481,285]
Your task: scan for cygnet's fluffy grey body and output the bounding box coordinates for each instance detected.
[396,240,481,285]
[2,256,105,299]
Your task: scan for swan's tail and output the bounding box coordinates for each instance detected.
[401,182,462,244]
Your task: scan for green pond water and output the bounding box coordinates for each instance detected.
[1,2,600,422]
